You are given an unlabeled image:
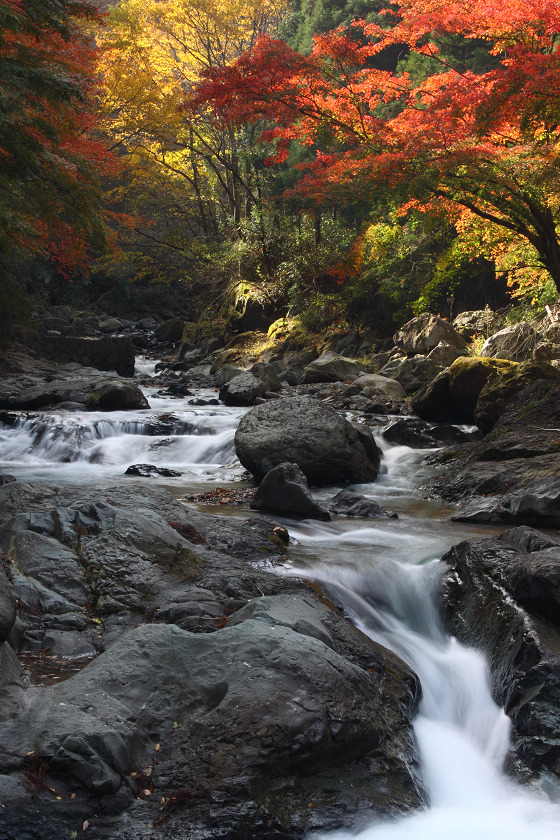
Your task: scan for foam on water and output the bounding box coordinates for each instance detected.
[287,444,560,840]
[3,388,560,837]
[0,392,246,485]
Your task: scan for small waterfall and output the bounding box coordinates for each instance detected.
[285,455,560,839]
[134,355,158,377]
[0,396,245,484]
[3,381,560,837]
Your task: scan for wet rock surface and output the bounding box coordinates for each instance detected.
[250,462,331,521]
[326,490,397,519]
[0,371,149,411]
[441,532,560,781]
[0,481,424,840]
[124,464,182,478]
[425,380,560,515]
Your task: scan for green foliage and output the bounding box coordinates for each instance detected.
[412,245,475,316]
[0,273,32,338]
[343,212,455,333]
[282,0,382,54]
[297,292,347,332]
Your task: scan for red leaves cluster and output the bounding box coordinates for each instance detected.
[192,1,560,205]
[0,0,116,272]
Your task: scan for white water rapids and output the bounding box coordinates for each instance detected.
[1,379,560,838]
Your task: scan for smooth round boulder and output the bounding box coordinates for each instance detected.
[89,380,150,411]
[235,396,380,485]
[427,341,467,367]
[354,373,406,399]
[378,356,444,394]
[219,363,281,406]
[215,364,244,388]
[154,318,185,344]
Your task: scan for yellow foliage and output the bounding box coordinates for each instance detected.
[96,0,290,240]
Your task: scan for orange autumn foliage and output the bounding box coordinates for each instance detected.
[0,0,116,272]
[194,0,560,291]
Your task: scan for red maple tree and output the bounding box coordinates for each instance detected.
[194,0,560,291]
[0,0,116,273]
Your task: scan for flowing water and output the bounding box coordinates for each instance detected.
[1,376,560,838]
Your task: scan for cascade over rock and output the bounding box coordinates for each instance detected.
[441,533,560,780]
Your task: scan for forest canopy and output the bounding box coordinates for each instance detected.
[195,0,560,296]
[2,0,560,330]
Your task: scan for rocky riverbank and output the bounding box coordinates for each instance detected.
[2,305,560,837]
[0,481,424,840]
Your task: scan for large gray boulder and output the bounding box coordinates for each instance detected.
[154,318,184,343]
[215,364,244,387]
[89,380,150,411]
[378,356,444,394]
[0,604,423,837]
[354,373,406,399]
[441,535,560,779]
[427,341,468,367]
[480,321,541,362]
[393,314,468,356]
[453,309,503,340]
[219,363,280,406]
[303,351,366,384]
[0,481,425,837]
[251,463,331,520]
[235,396,381,485]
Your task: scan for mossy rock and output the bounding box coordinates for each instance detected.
[475,360,560,433]
[225,282,280,333]
[448,357,518,418]
[411,357,559,429]
[160,545,206,579]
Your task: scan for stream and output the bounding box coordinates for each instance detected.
[1,368,560,838]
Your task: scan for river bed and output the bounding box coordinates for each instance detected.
[1,375,560,839]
